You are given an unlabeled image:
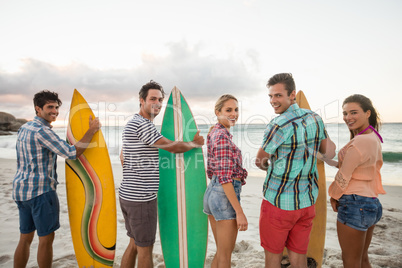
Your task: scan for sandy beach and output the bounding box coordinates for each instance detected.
[0,157,401,268]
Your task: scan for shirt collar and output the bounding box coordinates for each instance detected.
[283,103,300,115]
[34,116,53,128]
[215,123,232,138]
[136,113,153,123]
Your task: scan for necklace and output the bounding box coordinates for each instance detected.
[357,125,383,143]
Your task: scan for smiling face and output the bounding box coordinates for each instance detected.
[35,101,59,123]
[268,83,296,114]
[139,89,164,120]
[216,99,239,130]
[342,102,371,134]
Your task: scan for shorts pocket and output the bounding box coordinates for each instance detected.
[360,203,378,228]
[215,191,230,212]
[337,204,348,220]
[39,191,59,216]
[128,203,144,224]
[376,202,383,225]
[203,186,212,214]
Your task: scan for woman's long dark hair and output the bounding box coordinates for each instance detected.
[343,94,381,139]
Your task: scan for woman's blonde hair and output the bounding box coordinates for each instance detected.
[214,94,238,113]
[208,94,238,133]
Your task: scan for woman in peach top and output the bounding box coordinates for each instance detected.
[326,94,385,268]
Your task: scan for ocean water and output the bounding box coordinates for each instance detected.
[1,123,401,186]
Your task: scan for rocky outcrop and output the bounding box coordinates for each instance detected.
[0,112,28,135]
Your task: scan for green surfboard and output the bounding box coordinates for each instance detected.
[158,87,208,268]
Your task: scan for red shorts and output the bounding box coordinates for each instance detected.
[259,199,315,254]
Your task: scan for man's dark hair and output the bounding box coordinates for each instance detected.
[267,73,295,96]
[33,90,62,114]
[139,80,165,106]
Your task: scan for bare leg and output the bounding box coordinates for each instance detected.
[214,219,238,268]
[136,245,153,268]
[361,225,375,268]
[121,238,138,268]
[209,215,218,244]
[14,231,34,268]
[208,215,219,268]
[337,221,366,268]
[37,232,55,268]
[264,250,282,268]
[287,249,307,268]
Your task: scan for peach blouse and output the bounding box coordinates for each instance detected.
[328,132,386,200]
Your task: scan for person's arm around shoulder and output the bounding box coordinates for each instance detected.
[153,130,204,153]
[255,148,271,171]
[74,115,101,157]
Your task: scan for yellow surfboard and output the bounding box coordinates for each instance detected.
[65,89,117,267]
[296,90,327,267]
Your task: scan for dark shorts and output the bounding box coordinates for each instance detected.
[119,198,157,247]
[337,194,383,231]
[259,199,315,254]
[15,191,60,237]
[203,176,242,221]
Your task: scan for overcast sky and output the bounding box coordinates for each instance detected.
[1,0,401,127]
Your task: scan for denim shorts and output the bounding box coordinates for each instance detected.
[337,194,383,231]
[203,176,242,221]
[15,191,60,237]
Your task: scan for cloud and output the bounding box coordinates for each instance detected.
[0,41,262,120]
[140,41,260,99]
[0,59,137,102]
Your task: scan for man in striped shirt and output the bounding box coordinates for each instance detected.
[119,81,204,268]
[255,73,335,268]
[13,90,101,268]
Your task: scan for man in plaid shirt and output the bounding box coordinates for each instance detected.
[255,73,335,268]
[13,90,101,268]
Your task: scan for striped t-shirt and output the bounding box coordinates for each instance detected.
[13,116,77,201]
[119,114,163,202]
[261,104,328,211]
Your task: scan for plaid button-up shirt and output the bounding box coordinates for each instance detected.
[13,116,76,201]
[207,123,247,185]
[261,104,328,210]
